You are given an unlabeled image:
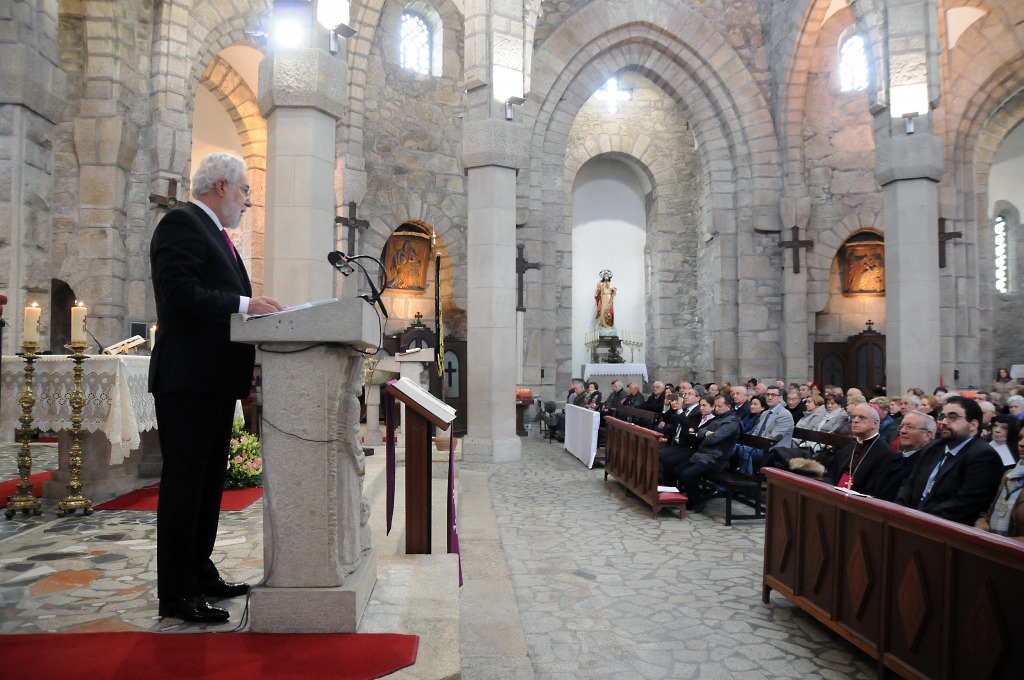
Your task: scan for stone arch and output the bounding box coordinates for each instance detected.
[940,9,1024,381]
[200,55,268,293]
[528,9,782,382]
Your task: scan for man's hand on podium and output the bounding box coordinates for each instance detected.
[249,296,285,315]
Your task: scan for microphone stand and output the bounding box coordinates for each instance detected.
[346,255,390,319]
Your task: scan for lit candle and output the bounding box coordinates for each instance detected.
[149,324,157,351]
[23,303,41,345]
[71,301,87,344]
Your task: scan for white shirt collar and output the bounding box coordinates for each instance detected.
[193,198,226,231]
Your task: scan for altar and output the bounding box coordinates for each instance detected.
[0,355,160,500]
[582,362,649,393]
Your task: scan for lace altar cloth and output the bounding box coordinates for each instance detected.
[1,355,156,465]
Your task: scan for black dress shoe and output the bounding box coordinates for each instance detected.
[200,578,251,599]
[158,596,229,624]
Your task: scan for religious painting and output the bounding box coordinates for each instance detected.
[841,241,885,295]
[381,226,432,293]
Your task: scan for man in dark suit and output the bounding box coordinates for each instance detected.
[149,153,283,623]
[671,394,742,511]
[895,395,1004,525]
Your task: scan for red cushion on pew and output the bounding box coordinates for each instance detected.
[658,492,687,503]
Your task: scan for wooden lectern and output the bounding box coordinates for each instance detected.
[385,377,455,554]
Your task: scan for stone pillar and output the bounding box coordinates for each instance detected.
[258,41,347,306]
[780,197,812,383]
[0,0,68,354]
[876,121,943,395]
[461,120,528,462]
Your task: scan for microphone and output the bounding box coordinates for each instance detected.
[327,251,355,276]
[86,328,106,354]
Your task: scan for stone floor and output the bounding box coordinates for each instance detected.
[0,438,874,678]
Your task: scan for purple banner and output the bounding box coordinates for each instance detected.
[447,433,462,586]
[384,384,397,535]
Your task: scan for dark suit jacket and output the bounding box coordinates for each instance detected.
[824,435,897,495]
[894,437,1005,525]
[690,411,741,470]
[149,202,255,399]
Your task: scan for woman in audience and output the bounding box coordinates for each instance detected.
[872,397,899,445]
[796,394,826,430]
[975,440,1024,541]
[818,394,851,435]
[993,367,1015,394]
[786,390,806,423]
[988,414,1020,467]
[585,381,602,410]
[742,395,766,432]
[919,393,942,421]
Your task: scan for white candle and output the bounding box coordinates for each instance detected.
[149,324,157,351]
[71,302,87,344]
[23,303,41,345]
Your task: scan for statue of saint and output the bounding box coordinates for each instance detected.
[595,269,616,329]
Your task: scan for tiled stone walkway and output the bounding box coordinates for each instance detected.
[0,439,874,677]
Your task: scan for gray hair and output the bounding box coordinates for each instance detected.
[1007,395,1024,408]
[191,152,247,196]
[907,410,937,435]
[902,393,921,407]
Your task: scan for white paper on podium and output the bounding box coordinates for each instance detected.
[246,298,338,319]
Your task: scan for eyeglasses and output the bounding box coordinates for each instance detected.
[899,424,923,431]
[225,180,252,197]
[850,414,876,421]
[938,412,964,422]
[766,392,781,398]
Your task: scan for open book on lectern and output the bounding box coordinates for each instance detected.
[388,377,456,425]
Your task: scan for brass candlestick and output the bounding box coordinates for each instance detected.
[5,341,43,519]
[56,341,93,516]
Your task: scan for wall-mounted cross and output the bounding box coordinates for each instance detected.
[413,311,424,326]
[865,319,874,332]
[149,179,179,209]
[335,201,370,256]
[516,243,540,311]
[938,218,962,269]
[779,225,814,274]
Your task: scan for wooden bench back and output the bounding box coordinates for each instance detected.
[793,427,853,450]
[737,432,783,453]
[614,404,660,427]
[605,416,662,498]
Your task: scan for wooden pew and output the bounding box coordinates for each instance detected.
[603,417,687,518]
[701,433,782,526]
[791,427,854,456]
[612,404,661,428]
[763,468,1024,679]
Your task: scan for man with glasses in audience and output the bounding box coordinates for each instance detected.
[894,396,1004,525]
[871,410,935,502]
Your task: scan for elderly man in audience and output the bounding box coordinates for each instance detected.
[641,381,666,413]
[895,396,1005,525]
[731,385,752,422]
[785,390,806,423]
[622,382,646,409]
[824,403,896,494]
[659,394,715,481]
[601,379,627,415]
[872,410,936,502]
[975,439,1024,540]
[669,394,742,512]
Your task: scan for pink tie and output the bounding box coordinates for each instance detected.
[221,229,238,261]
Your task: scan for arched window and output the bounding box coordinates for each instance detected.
[400,12,431,75]
[839,33,869,92]
[995,215,1008,293]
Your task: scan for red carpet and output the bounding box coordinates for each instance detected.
[95,484,263,511]
[0,471,53,509]
[0,631,419,680]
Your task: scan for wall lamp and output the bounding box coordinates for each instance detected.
[505,96,526,121]
[329,22,357,55]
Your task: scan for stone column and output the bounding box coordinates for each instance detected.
[461,120,528,462]
[0,0,68,354]
[876,120,943,395]
[780,197,812,383]
[258,39,347,305]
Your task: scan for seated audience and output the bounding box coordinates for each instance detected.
[894,396,1005,525]
[668,394,742,512]
[736,385,794,474]
[731,385,751,422]
[987,414,1020,467]
[871,410,936,502]
[819,394,851,435]
[659,394,715,481]
[824,403,896,494]
[795,394,826,430]
[786,390,806,422]
[742,395,766,432]
[602,380,627,415]
[992,367,1016,395]
[641,381,666,413]
[975,441,1024,541]
[919,393,942,421]
[622,382,646,409]
[585,381,602,410]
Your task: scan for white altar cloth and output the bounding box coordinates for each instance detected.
[564,404,599,468]
[1,355,156,464]
[582,362,648,382]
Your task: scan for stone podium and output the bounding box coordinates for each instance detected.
[230,299,379,633]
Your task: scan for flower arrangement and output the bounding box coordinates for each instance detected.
[226,418,262,488]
